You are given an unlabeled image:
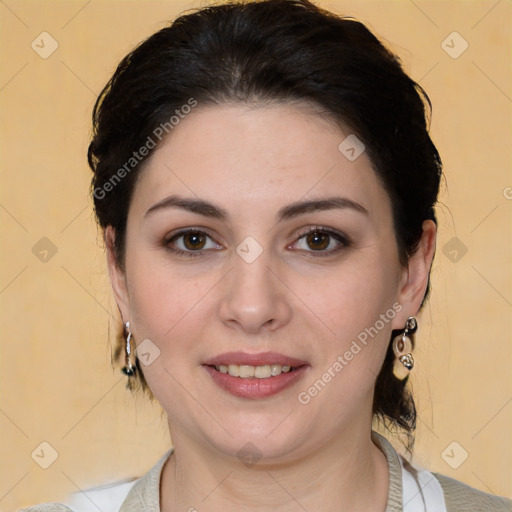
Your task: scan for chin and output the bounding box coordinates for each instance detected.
[204,419,307,462]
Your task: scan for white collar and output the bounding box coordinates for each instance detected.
[399,449,448,511]
[65,432,448,512]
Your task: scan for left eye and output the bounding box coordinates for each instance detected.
[292,228,348,254]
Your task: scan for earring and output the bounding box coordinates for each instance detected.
[121,321,136,376]
[392,316,417,380]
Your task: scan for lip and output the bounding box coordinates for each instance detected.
[203,364,310,399]
[203,351,309,367]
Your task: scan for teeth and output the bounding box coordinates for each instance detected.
[227,364,239,377]
[214,364,295,378]
[270,364,282,376]
[254,365,271,378]
[239,365,255,378]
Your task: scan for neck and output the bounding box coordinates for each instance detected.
[160,425,389,512]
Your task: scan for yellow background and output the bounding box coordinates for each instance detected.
[1,0,511,509]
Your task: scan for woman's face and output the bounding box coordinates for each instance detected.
[109,102,433,461]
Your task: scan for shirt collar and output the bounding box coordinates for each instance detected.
[119,430,403,511]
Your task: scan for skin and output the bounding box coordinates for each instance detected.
[106,102,436,512]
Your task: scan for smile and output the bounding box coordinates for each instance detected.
[203,363,309,399]
[211,363,297,378]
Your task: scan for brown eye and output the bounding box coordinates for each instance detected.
[165,228,222,257]
[306,231,330,250]
[292,227,349,256]
[183,232,207,250]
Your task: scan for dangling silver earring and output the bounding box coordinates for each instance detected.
[392,316,417,380]
[121,321,136,376]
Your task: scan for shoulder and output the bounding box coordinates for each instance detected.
[17,478,139,512]
[432,472,512,512]
[18,449,173,512]
[65,477,138,511]
[18,505,75,512]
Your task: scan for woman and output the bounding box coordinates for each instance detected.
[20,0,511,510]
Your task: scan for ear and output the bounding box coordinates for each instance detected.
[392,220,437,329]
[104,226,131,324]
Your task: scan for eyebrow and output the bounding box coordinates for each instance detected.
[278,196,368,220]
[145,195,229,220]
[144,194,368,222]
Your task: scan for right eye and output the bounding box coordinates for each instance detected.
[164,228,223,257]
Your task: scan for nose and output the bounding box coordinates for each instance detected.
[218,250,292,335]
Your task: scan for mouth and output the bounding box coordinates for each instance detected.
[201,352,310,399]
[206,363,303,379]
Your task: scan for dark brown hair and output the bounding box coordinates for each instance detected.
[88,0,442,450]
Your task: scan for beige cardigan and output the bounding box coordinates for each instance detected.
[19,431,511,511]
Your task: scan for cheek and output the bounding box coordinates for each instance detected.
[125,249,211,345]
[124,251,217,406]
[296,269,399,416]
[300,253,399,376]
[307,255,398,334]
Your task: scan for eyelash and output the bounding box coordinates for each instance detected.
[292,226,350,257]
[164,226,350,258]
[164,228,219,258]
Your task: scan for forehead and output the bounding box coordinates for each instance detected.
[129,102,392,224]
